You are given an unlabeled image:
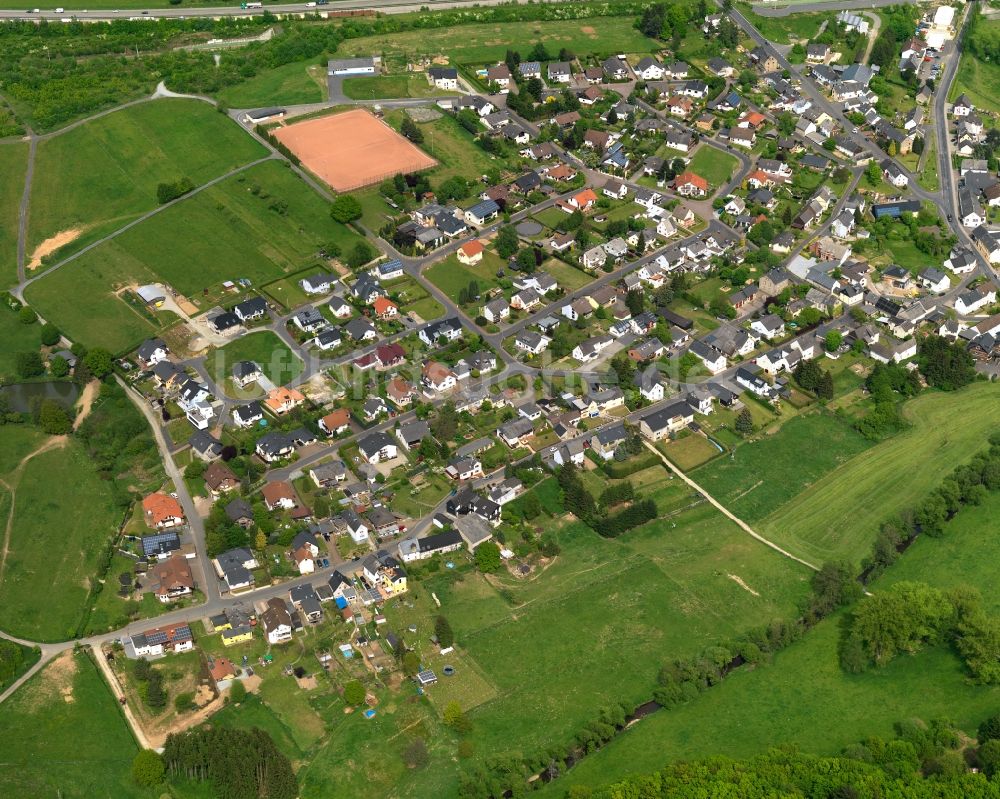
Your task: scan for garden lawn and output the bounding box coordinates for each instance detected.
[0,436,122,641]
[0,651,144,799]
[659,433,721,471]
[209,330,303,389]
[693,411,872,523]
[758,382,1000,567]
[424,252,503,306]
[217,61,325,107]
[541,257,597,292]
[342,74,453,100]
[336,17,658,70]
[687,145,740,187]
[28,99,266,261]
[209,694,304,761]
[25,159,364,352]
[0,140,28,287]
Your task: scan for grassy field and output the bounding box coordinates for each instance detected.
[336,18,658,70]
[739,6,833,45]
[758,382,1000,567]
[0,303,45,381]
[694,411,873,523]
[0,141,28,288]
[342,74,454,100]
[217,61,326,108]
[687,145,740,188]
[209,330,303,390]
[432,501,811,763]
[0,650,144,798]
[538,483,1000,798]
[28,99,266,263]
[26,159,364,352]
[950,19,1000,114]
[0,434,122,641]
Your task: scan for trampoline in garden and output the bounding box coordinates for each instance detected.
[515,220,543,237]
[442,665,456,677]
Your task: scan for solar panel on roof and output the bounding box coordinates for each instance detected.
[145,629,168,645]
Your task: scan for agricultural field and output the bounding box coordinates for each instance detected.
[27,99,266,266]
[539,484,1000,798]
[0,650,144,799]
[0,433,123,641]
[739,7,833,45]
[694,411,873,523]
[335,17,659,71]
[209,330,304,391]
[0,141,28,288]
[757,382,1000,566]
[217,61,327,108]
[25,159,365,352]
[687,146,741,188]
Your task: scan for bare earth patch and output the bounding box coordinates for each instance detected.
[20,651,78,709]
[28,227,83,270]
[73,379,99,432]
[727,573,761,597]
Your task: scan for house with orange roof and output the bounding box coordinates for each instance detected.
[738,110,767,129]
[457,240,485,266]
[143,492,185,529]
[674,171,709,197]
[264,386,305,415]
[209,657,237,683]
[319,408,351,436]
[564,188,598,213]
[372,296,398,320]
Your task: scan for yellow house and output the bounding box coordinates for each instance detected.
[221,627,254,647]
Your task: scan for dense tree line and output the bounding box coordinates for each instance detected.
[583,736,1000,799]
[163,726,297,799]
[855,362,921,440]
[793,359,833,399]
[75,380,163,506]
[841,581,1000,684]
[918,335,977,391]
[0,641,36,688]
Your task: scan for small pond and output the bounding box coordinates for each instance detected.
[0,381,79,413]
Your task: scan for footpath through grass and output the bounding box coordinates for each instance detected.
[693,411,872,523]
[0,650,145,799]
[28,99,266,263]
[759,382,1000,566]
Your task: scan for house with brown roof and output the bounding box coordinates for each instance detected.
[262,481,299,512]
[422,361,457,393]
[209,657,237,683]
[204,462,239,496]
[319,408,351,436]
[149,554,195,603]
[142,492,185,529]
[387,376,417,408]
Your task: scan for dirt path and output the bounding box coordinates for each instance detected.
[643,441,819,572]
[73,379,99,431]
[0,436,68,585]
